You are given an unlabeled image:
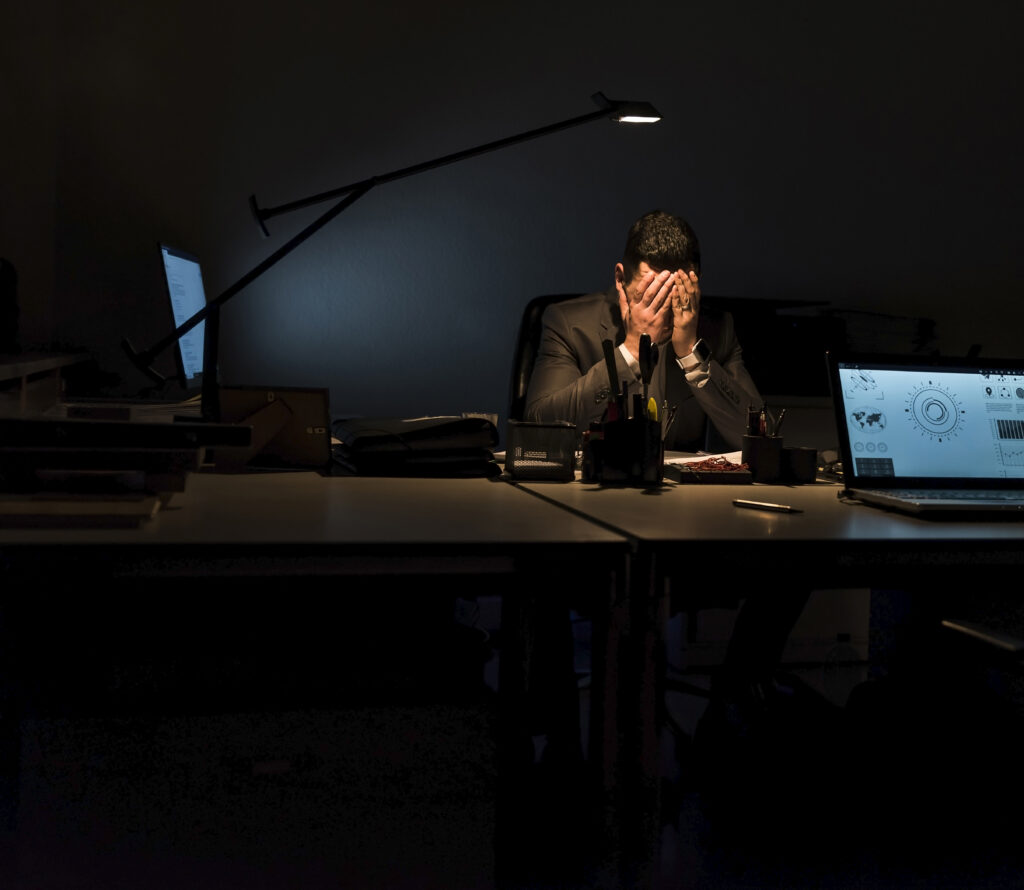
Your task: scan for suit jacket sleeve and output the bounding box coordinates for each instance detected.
[523,292,631,430]
[523,291,762,449]
[685,309,762,451]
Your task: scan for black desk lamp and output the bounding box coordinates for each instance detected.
[122,91,661,422]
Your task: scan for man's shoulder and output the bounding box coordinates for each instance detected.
[541,290,615,322]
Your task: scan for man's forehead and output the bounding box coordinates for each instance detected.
[633,261,667,279]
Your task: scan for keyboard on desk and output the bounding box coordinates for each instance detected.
[886,489,1024,502]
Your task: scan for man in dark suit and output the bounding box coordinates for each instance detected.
[524,209,760,452]
[523,209,831,799]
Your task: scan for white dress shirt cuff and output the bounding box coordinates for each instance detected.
[677,350,710,384]
[618,342,642,380]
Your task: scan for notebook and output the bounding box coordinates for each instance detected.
[826,351,1024,515]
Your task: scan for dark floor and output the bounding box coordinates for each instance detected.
[3,610,1024,889]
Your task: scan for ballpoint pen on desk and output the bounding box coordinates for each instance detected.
[733,498,802,514]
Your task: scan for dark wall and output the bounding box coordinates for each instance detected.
[4,1,1023,439]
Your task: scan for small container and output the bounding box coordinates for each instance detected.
[598,416,663,486]
[505,420,577,481]
[781,446,818,484]
[741,434,783,483]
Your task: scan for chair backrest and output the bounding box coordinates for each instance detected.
[506,293,582,423]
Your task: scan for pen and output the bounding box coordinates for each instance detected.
[773,407,787,437]
[662,404,678,442]
[732,499,803,514]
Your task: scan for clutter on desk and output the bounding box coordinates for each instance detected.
[582,335,664,486]
[0,415,254,524]
[330,415,501,477]
[664,454,752,484]
[739,402,820,484]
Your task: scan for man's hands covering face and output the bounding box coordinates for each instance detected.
[670,269,700,359]
[618,268,701,360]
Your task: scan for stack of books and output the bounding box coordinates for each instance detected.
[0,416,251,525]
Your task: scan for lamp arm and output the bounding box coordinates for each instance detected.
[120,90,659,412]
[250,96,621,234]
[122,180,376,384]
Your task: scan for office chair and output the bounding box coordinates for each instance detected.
[506,293,582,423]
[505,292,709,765]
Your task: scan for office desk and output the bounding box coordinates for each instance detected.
[0,470,631,883]
[517,479,1024,583]
[516,477,1024,887]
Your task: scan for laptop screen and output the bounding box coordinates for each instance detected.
[827,353,1024,485]
[159,244,207,390]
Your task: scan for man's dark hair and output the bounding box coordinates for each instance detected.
[621,210,701,283]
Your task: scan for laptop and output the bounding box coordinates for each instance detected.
[826,351,1024,515]
[159,242,209,399]
[64,244,209,420]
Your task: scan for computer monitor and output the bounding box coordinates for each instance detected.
[159,243,208,392]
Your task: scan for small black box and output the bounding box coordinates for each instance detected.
[504,420,576,481]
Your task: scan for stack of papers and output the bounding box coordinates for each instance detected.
[330,416,501,477]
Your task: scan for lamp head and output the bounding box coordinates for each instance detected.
[591,91,662,124]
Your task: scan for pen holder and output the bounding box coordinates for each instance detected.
[592,416,663,486]
[741,434,783,483]
[781,445,818,484]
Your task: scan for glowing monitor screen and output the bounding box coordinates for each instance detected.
[160,243,207,386]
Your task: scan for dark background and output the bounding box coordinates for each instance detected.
[4,1,1022,438]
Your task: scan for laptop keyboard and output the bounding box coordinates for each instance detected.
[888,489,1024,502]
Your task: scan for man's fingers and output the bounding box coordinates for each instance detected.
[639,270,672,304]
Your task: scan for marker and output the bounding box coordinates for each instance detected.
[746,405,760,436]
[639,332,655,404]
[732,499,803,514]
[602,339,620,405]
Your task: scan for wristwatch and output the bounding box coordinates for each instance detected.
[690,338,712,366]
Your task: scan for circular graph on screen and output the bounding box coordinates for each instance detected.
[905,380,965,440]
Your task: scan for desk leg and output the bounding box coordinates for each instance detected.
[494,566,598,888]
[616,548,667,890]
[588,556,628,887]
[0,599,20,833]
